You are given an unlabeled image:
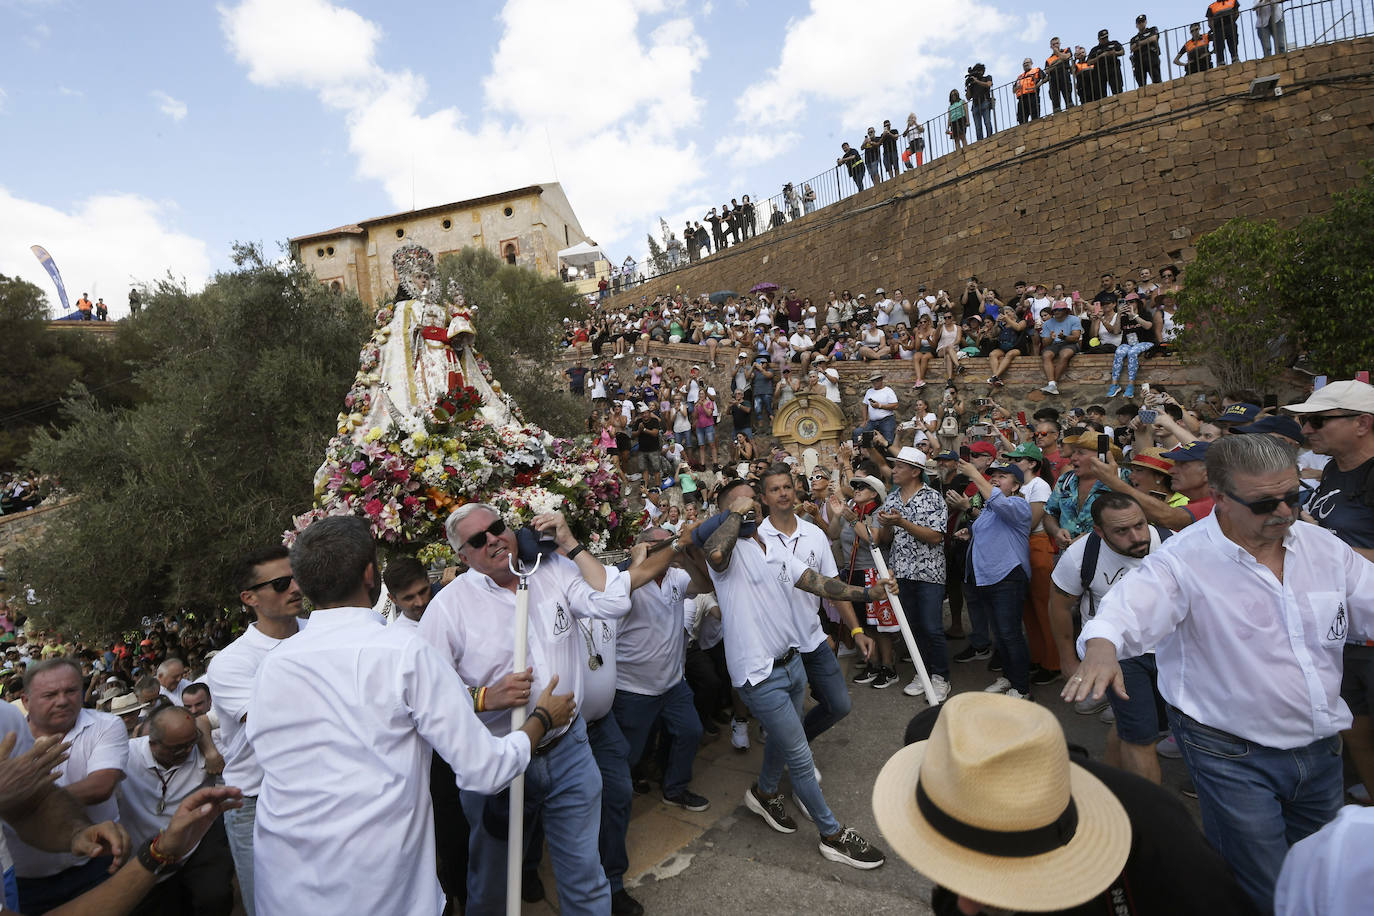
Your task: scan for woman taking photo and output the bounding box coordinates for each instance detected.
[953,459,1032,699]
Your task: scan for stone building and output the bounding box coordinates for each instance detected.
[290,183,591,308]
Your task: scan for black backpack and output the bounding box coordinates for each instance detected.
[1078,525,1172,619]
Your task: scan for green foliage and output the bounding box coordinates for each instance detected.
[0,275,140,468]
[433,247,586,436]
[1280,164,1374,378]
[1174,219,1294,392]
[9,245,372,637]
[645,234,671,277]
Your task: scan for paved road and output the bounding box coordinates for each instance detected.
[526,642,1197,915]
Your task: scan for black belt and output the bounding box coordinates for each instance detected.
[533,716,579,757]
[775,647,799,668]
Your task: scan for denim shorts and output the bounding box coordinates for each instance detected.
[1107,653,1167,744]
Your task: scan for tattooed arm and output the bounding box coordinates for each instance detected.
[704,511,745,572]
[795,568,894,604]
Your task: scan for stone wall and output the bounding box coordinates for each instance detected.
[603,37,1374,307]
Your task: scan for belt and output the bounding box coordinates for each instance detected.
[533,716,579,757]
[774,647,799,668]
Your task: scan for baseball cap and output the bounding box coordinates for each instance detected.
[869,371,885,381]
[876,287,886,294]
[1283,379,1374,415]
[1233,415,1307,445]
[934,449,959,461]
[987,462,1025,484]
[1136,13,1148,22]
[1052,300,1071,311]
[968,441,998,457]
[1002,442,1045,462]
[1162,440,1210,462]
[1215,403,1261,425]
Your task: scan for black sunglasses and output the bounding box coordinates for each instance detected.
[1224,489,1302,515]
[1301,413,1362,429]
[464,518,507,550]
[245,575,293,594]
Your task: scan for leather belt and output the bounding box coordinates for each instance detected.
[533,716,580,757]
[775,646,799,668]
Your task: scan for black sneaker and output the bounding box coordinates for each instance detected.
[953,645,992,663]
[852,663,878,684]
[1031,666,1062,686]
[987,654,1003,673]
[819,827,886,870]
[745,785,797,834]
[632,777,650,796]
[611,889,645,916]
[870,667,896,689]
[521,870,545,903]
[663,789,711,812]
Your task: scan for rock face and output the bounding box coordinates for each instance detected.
[602,37,1374,310]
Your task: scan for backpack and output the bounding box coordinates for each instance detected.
[1078,525,1172,619]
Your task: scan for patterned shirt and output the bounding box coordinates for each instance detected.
[1045,472,1114,540]
[880,484,948,584]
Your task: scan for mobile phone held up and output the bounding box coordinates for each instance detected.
[959,445,972,461]
[1096,434,1111,462]
[1138,408,1158,425]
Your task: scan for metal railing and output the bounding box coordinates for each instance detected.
[640,0,1371,284]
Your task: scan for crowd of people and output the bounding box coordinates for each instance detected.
[0,473,57,516]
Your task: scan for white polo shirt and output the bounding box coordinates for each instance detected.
[616,567,692,696]
[250,606,531,915]
[420,556,631,740]
[581,616,619,722]
[118,737,211,866]
[205,618,306,798]
[757,515,834,654]
[5,709,128,878]
[707,537,813,687]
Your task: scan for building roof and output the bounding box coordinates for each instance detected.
[289,184,549,245]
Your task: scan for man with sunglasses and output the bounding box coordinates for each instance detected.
[1066,434,1374,910]
[1287,379,1374,819]
[421,504,631,915]
[205,545,307,915]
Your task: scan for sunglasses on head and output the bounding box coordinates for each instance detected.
[1301,413,1362,429]
[245,575,293,594]
[1224,489,1302,515]
[464,518,508,550]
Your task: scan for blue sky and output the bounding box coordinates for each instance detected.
[1,0,1211,316]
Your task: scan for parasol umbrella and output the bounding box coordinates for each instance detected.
[708,290,738,304]
[749,282,780,293]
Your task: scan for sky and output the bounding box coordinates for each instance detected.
[0,0,1211,317]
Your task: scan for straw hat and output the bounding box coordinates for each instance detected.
[109,692,149,716]
[872,693,1131,912]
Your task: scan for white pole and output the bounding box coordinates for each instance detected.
[870,549,940,705]
[506,554,540,916]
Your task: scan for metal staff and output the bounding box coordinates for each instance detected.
[870,549,940,705]
[506,552,541,916]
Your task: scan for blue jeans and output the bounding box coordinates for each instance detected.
[613,680,703,798]
[460,718,609,915]
[1111,341,1154,382]
[739,653,841,836]
[897,579,949,678]
[968,568,1029,692]
[972,99,995,140]
[223,794,257,916]
[1258,19,1287,55]
[586,714,635,894]
[753,391,773,425]
[1167,707,1342,912]
[801,645,851,742]
[853,415,896,447]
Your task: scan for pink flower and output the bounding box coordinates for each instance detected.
[360,474,374,488]
[364,498,383,517]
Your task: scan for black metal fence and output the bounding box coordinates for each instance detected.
[646,0,1371,281]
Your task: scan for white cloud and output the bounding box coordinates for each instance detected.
[726,132,801,168]
[151,90,187,121]
[737,0,1034,135]
[219,0,709,252]
[0,188,212,318]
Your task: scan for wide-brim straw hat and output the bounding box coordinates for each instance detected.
[873,693,1131,912]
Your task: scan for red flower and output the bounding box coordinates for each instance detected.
[360,474,374,488]
[364,498,383,517]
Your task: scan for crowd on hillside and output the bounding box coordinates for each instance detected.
[0,472,60,516]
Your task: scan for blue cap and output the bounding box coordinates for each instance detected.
[1233,415,1306,445]
[987,462,1025,484]
[1162,440,1211,462]
[1215,403,1261,425]
[934,450,959,461]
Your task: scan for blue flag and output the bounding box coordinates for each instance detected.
[29,245,72,315]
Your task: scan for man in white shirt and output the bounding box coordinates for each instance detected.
[155,659,191,708]
[1048,491,1166,784]
[698,478,888,870]
[251,516,571,916]
[204,544,306,915]
[873,288,894,328]
[421,504,631,915]
[1066,435,1374,910]
[855,372,898,446]
[382,555,440,630]
[117,706,233,914]
[6,659,129,913]
[787,327,815,374]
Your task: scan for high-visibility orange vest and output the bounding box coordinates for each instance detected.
[1184,34,1211,54]
[1015,68,1042,96]
[1075,61,1095,75]
[1208,0,1238,16]
[1046,51,1068,71]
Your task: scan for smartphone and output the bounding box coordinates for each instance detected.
[1263,393,1278,410]
[959,445,972,461]
[1017,411,1028,427]
[1138,408,1158,425]
[1357,371,1370,384]
[1314,375,1328,390]
[1140,383,1151,399]
[975,397,990,407]
[1096,434,1111,461]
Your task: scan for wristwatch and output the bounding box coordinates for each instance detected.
[137,839,176,876]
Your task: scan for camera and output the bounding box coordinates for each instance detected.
[859,431,875,447]
[975,397,990,407]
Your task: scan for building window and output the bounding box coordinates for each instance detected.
[317,248,325,258]
[326,246,335,256]
[503,206,514,217]
[442,218,452,230]
[504,244,517,265]
[395,228,405,239]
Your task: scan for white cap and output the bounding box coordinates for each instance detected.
[1284,380,1374,415]
[707,387,717,396]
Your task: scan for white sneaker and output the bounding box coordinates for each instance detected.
[929,674,951,702]
[731,718,750,750]
[1040,381,1059,395]
[983,677,1011,693]
[1004,688,1032,700]
[903,677,925,698]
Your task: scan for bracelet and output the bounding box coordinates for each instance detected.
[475,686,487,713]
[566,543,586,561]
[850,626,864,637]
[149,832,177,865]
[530,706,554,734]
